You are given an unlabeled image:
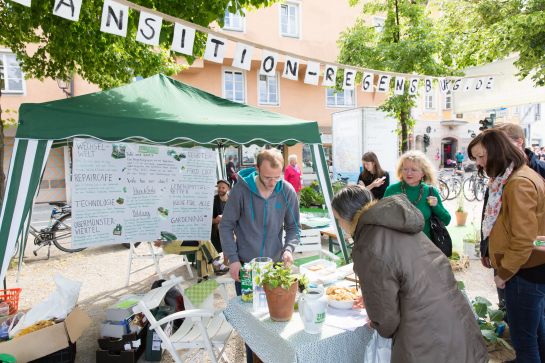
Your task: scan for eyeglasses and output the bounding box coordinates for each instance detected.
[402,168,422,174]
[260,175,282,182]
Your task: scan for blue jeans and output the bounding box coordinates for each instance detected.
[235,281,255,363]
[504,275,545,363]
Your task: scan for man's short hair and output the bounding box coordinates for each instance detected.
[217,179,230,188]
[496,123,525,148]
[256,148,284,168]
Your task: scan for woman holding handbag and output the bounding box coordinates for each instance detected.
[468,129,545,363]
[384,150,451,249]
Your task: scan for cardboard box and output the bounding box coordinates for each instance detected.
[0,307,91,362]
[106,299,139,321]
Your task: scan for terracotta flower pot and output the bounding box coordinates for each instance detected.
[264,281,298,322]
[455,211,468,226]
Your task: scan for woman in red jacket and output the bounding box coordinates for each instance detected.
[284,154,302,196]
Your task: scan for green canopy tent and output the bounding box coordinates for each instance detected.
[0,74,349,281]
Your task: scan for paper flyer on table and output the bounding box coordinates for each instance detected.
[324,307,369,331]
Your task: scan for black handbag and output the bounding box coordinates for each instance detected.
[428,187,452,257]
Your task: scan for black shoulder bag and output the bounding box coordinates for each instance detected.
[428,187,452,257]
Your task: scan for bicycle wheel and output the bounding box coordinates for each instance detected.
[463,178,476,202]
[438,180,449,201]
[446,178,462,200]
[51,213,86,253]
[474,179,487,201]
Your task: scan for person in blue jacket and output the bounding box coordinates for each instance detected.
[220,148,300,363]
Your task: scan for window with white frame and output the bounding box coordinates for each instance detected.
[424,92,434,110]
[326,88,355,107]
[444,91,452,110]
[223,8,245,31]
[258,74,279,105]
[0,53,24,93]
[373,17,385,33]
[223,69,245,103]
[280,2,299,38]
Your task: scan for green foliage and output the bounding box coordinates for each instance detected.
[0,0,275,89]
[299,181,325,208]
[437,0,545,86]
[338,0,455,152]
[1,109,18,128]
[256,262,299,290]
[331,180,345,196]
[471,295,512,350]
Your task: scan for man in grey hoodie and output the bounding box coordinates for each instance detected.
[220,148,300,283]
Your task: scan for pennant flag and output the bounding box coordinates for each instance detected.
[304,61,320,85]
[260,50,278,76]
[451,79,462,92]
[53,0,83,21]
[394,77,405,95]
[101,0,129,37]
[136,11,162,46]
[474,78,485,91]
[377,75,390,93]
[425,78,433,93]
[171,23,196,56]
[282,56,300,81]
[232,43,253,71]
[361,72,374,92]
[408,78,419,95]
[463,78,474,92]
[343,69,356,90]
[439,78,449,94]
[11,0,31,6]
[485,77,494,90]
[322,65,337,87]
[204,34,227,63]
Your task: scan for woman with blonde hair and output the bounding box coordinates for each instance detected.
[384,150,451,241]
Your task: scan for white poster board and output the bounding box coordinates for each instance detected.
[332,109,363,183]
[72,138,216,248]
[332,108,398,183]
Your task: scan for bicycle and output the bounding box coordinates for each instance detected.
[27,202,84,258]
[438,168,463,201]
[462,172,488,202]
[437,179,449,201]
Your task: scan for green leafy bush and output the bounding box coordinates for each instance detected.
[472,296,513,351]
[300,181,325,208]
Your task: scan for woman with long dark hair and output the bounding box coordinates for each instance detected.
[357,152,390,199]
[468,129,545,363]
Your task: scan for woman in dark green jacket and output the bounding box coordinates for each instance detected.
[384,150,451,240]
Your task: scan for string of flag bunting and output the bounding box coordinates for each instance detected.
[10,0,495,94]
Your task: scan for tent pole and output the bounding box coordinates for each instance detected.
[310,144,349,262]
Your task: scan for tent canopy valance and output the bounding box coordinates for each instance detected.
[1,74,348,283]
[16,74,322,147]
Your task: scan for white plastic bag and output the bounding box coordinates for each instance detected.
[9,274,82,338]
[364,330,392,363]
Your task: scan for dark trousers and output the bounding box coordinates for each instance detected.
[504,275,545,363]
[235,281,255,363]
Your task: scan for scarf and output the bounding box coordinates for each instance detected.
[482,163,514,239]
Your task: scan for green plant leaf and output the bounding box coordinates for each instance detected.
[474,302,488,319]
[481,329,497,342]
[475,296,492,306]
[488,309,505,322]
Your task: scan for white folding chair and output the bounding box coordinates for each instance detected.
[133,275,234,363]
[125,242,193,287]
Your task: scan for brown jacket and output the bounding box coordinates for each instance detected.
[489,165,545,280]
[351,195,488,363]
